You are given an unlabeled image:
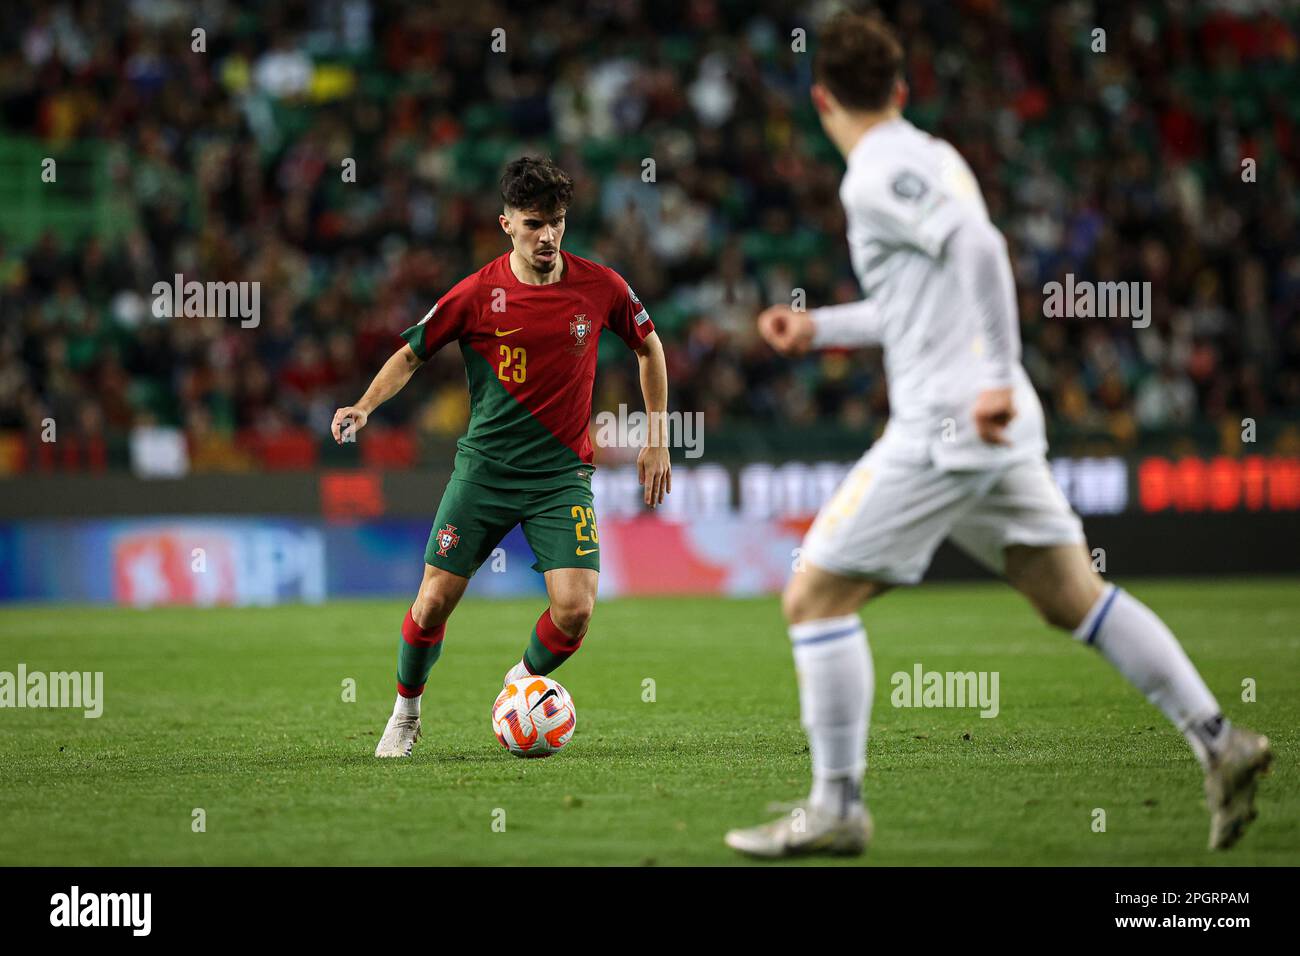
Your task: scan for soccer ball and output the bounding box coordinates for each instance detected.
[491,675,576,758]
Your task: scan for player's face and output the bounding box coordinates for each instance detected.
[501,207,566,274]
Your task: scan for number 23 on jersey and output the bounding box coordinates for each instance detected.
[497,344,526,383]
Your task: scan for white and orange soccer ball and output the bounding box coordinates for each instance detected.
[491,675,576,758]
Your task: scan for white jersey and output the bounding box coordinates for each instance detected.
[812,116,1047,470]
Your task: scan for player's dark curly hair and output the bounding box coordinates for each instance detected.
[813,12,904,112]
[500,156,574,215]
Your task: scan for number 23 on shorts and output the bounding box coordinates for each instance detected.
[572,505,599,555]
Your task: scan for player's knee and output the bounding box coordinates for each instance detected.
[783,570,881,624]
[781,579,817,625]
[784,575,849,625]
[550,593,594,640]
[412,585,456,629]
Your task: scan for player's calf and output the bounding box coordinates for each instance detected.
[395,608,445,703]
[376,608,446,757]
[1004,543,1102,631]
[378,564,468,757]
[1010,544,1270,846]
[1067,582,1238,770]
[377,568,461,758]
[504,569,595,682]
[505,606,586,683]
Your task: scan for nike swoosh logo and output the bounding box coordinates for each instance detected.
[495,327,522,337]
[575,547,598,556]
[526,688,559,716]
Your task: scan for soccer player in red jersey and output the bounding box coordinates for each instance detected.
[331,157,671,757]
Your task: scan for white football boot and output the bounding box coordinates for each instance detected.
[502,661,532,686]
[725,803,873,859]
[1204,726,1272,850]
[375,713,421,758]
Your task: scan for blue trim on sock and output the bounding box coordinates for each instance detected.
[1085,586,1122,646]
[791,624,862,647]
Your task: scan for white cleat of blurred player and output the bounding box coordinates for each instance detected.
[502,660,532,686]
[375,712,421,758]
[1205,727,1272,850]
[725,804,873,859]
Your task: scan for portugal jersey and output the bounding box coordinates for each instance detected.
[401,251,654,488]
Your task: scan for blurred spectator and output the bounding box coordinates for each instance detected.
[0,0,1296,473]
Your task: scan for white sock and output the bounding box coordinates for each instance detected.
[394,693,421,718]
[789,614,872,817]
[1074,585,1228,768]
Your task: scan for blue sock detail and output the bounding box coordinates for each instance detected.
[1085,587,1122,646]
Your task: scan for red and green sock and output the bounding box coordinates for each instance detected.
[521,608,583,676]
[396,608,445,699]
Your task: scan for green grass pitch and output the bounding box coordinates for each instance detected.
[1,578,1296,866]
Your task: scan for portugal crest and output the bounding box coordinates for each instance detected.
[435,524,460,557]
[570,314,591,348]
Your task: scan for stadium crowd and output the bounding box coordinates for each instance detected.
[1,0,1298,472]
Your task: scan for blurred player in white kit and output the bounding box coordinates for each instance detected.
[724,11,1271,859]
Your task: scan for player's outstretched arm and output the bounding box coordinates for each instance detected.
[949,219,1020,445]
[757,300,883,356]
[331,343,424,444]
[634,331,671,508]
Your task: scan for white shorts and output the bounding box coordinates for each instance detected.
[802,446,1085,585]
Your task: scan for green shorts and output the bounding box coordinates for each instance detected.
[424,477,601,578]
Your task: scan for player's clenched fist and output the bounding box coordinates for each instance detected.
[331,406,369,444]
[757,304,815,356]
[972,387,1015,446]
